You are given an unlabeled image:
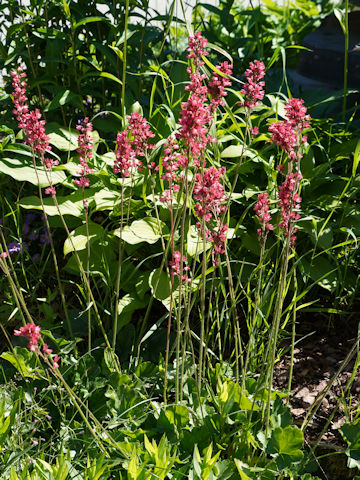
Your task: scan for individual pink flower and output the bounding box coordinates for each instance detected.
[74,118,93,189]
[169,250,191,284]
[254,192,273,237]
[278,172,302,245]
[0,252,8,259]
[43,344,53,354]
[239,60,266,110]
[45,186,56,196]
[14,323,41,352]
[53,355,60,369]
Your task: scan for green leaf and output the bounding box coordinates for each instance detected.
[234,460,252,480]
[114,218,164,245]
[46,122,78,151]
[187,225,211,257]
[0,347,43,379]
[64,223,105,255]
[0,155,66,187]
[353,139,360,177]
[117,293,148,331]
[340,422,360,469]
[20,189,96,217]
[73,16,107,29]
[44,89,82,112]
[149,268,171,302]
[267,426,304,469]
[221,145,256,159]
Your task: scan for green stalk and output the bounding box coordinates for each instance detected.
[121,0,130,127]
[82,190,92,354]
[287,268,297,403]
[342,0,349,122]
[32,153,73,338]
[113,179,125,349]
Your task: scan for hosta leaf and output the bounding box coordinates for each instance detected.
[114,218,164,244]
[64,223,105,255]
[46,122,78,151]
[20,189,96,217]
[0,156,66,187]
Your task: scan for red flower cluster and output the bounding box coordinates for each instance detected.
[284,98,311,132]
[187,32,208,68]
[127,112,155,157]
[160,137,187,204]
[194,166,226,222]
[254,192,274,238]
[114,113,155,177]
[14,323,60,368]
[74,117,94,189]
[239,60,265,110]
[14,323,41,351]
[268,121,298,160]
[269,97,311,161]
[11,68,50,154]
[114,131,135,178]
[278,172,302,245]
[169,250,191,283]
[208,61,233,111]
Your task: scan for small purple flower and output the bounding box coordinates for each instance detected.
[7,242,22,253]
[40,228,50,245]
[32,253,41,262]
[28,230,39,241]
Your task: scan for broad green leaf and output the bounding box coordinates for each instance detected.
[0,156,66,187]
[46,122,78,151]
[114,218,164,245]
[94,188,122,210]
[117,293,148,331]
[63,223,105,255]
[20,189,96,217]
[221,145,257,159]
[340,422,360,469]
[1,347,43,379]
[187,225,211,257]
[267,426,304,469]
[149,268,171,302]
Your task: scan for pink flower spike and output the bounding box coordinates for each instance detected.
[74,117,93,189]
[0,252,8,258]
[239,60,265,110]
[254,193,273,238]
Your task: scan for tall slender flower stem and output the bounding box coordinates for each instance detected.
[31,153,73,337]
[113,179,125,349]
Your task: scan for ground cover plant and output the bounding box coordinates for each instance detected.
[1,1,360,479]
